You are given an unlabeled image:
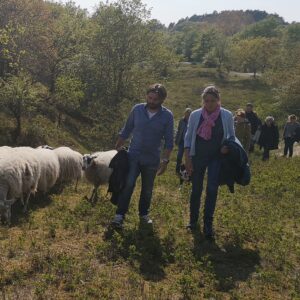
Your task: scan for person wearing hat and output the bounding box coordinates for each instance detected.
[245,103,261,152]
[175,107,192,174]
[111,83,174,228]
[283,114,300,157]
[234,109,251,154]
[258,116,279,161]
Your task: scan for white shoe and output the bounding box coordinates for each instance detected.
[140,215,153,224]
[111,214,124,228]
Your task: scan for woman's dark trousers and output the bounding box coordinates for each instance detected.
[262,147,270,160]
[284,138,294,157]
[189,159,221,235]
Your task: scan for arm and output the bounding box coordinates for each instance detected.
[282,124,287,139]
[221,112,235,154]
[227,112,235,141]
[175,119,183,146]
[115,136,126,151]
[184,147,193,176]
[116,107,135,150]
[184,113,195,176]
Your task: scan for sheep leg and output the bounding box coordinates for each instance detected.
[94,189,99,204]
[4,200,14,226]
[88,188,96,203]
[23,193,31,213]
[75,178,79,192]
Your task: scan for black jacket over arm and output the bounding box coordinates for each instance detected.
[219,139,251,193]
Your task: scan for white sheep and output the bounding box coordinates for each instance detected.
[83,150,117,203]
[34,148,60,193]
[53,146,83,190]
[10,147,41,211]
[0,148,41,224]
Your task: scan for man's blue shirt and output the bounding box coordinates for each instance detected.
[119,103,174,166]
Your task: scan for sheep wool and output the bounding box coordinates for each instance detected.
[83,150,117,203]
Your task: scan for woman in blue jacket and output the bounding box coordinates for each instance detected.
[184,85,235,240]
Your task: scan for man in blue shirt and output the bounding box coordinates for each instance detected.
[111,83,174,228]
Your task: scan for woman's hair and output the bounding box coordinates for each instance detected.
[201,85,220,100]
[184,107,192,114]
[236,109,246,118]
[146,83,167,100]
[265,116,275,123]
[288,114,297,121]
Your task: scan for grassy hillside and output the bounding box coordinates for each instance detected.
[164,65,275,122]
[0,66,299,299]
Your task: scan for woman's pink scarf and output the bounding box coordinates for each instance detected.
[197,105,221,140]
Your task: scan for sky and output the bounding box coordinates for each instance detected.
[60,0,300,24]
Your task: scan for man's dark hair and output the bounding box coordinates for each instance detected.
[146,83,167,100]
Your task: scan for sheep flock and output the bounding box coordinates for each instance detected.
[0,145,116,225]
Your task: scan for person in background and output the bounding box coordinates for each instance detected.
[175,107,192,174]
[184,85,235,240]
[283,114,300,157]
[245,103,261,152]
[258,116,279,161]
[112,83,174,228]
[234,109,251,154]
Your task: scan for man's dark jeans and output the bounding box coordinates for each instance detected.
[116,157,157,216]
[190,159,221,235]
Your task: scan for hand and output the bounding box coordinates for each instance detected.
[157,162,168,176]
[220,145,229,154]
[185,157,193,176]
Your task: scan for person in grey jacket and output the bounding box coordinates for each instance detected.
[283,114,300,157]
[184,85,235,240]
[175,108,192,174]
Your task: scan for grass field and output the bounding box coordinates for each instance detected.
[0,65,299,299]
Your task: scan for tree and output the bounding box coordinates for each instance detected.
[231,37,279,77]
[89,0,176,107]
[53,75,85,127]
[0,72,42,139]
[0,22,27,77]
[235,17,284,39]
[264,36,300,112]
[191,28,219,62]
[202,33,232,72]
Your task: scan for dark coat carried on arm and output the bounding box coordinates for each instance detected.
[219,139,251,193]
[107,149,129,205]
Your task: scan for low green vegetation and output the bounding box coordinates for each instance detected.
[0,65,299,299]
[0,148,299,299]
[0,1,299,298]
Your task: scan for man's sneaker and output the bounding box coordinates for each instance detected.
[140,215,153,224]
[111,214,124,228]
